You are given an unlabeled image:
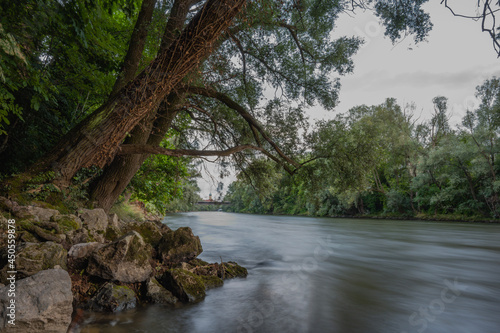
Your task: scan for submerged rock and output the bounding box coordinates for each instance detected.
[87,231,152,283]
[158,268,206,303]
[88,282,136,312]
[157,227,202,265]
[0,269,73,333]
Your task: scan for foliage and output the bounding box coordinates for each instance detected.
[227,79,500,220]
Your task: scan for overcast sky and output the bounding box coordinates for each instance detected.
[197,1,500,199]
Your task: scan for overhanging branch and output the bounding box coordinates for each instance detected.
[182,85,301,168]
[118,143,265,157]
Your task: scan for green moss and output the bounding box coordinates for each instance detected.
[124,234,150,263]
[200,275,224,289]
[223,262,248,279]
[128,222,162,247]
[54,215,80,232]
[105,227,121,241]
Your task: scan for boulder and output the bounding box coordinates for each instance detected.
[0,242,67,284]
[158,268,206,303]
[87,231,152,283]
[0,269,73,333]
[88,283,136,312]
[146,277,178,304]
[108,213,125,230]
[13,206,60,222]
[124,221,164,248]
[68,242,104,260]
[79,208,108,232]
[157,227,202,265]
[50,214,82,231]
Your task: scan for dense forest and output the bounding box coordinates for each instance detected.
[0,0,498,220]
[225,79,500,220]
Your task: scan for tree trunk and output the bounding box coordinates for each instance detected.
[89,96,180,211]
[31,0,246,186]
[110,0,158,97]
[88,0,200,211]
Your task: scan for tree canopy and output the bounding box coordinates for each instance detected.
[0,0,498,213]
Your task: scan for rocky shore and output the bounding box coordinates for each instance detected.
[0,197,247,332]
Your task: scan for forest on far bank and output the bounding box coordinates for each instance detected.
[224,78,500,221]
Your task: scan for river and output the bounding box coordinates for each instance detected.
[80,212,500,333]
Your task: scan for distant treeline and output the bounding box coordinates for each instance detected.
[224,78,500,220]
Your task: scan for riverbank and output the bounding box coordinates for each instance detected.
[221,208,500,224]
[0,197,247,332]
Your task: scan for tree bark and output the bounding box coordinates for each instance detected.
[110,0,158,97]
[32,0,246,186]
[88,0,200,211]
[89,97,179,211]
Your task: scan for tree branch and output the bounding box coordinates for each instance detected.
[182,85,301,168]
[118,143,265,157]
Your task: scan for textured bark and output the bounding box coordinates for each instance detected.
[33,0,246,186]
[110,0,158,97]
[89,98,179,211]
[89,0,202,211]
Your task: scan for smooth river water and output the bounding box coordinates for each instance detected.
[80,212,500,333]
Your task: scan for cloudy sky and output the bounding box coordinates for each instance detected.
[197,1,500,199]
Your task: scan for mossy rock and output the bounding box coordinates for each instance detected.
[223,262,248,279]
[0,241,67,284]
[51,214,81,232]
[126,221,163,247]
[158,268,206,303]
[158,227,203,265]
[199,275,224,289]
[88,283,137,312]
[104,226,122,241]
[87,231,153,283]
[146,277,178,304]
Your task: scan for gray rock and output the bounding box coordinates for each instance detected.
[0,242,67,284]
[108,213,124,230]
[146,278,178,304]
[0,269,73,332]
[68,242,104,260]
[65,228,90,245]
[88,282,136,312]
[13,206,60,222]
[158,268,206,303]
[79,208,108,232]
[124,221,164,248]
[87,231,152,283]
[157,227,203,265]
[51,214,82,231]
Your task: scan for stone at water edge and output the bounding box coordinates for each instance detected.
[146,277,178,304]
[87,231,153,283]
[157,227,203,265]
[88,282,137,312]
[0,268,73,333]
[158,268,206,303]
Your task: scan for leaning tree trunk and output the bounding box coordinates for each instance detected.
[89,95,180,211]
[31,0,246,186]
[88,0,198,211]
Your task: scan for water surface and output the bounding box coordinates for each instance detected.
[81,212,500,333]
